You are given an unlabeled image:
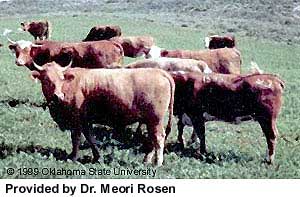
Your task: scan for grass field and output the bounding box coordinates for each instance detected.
[0,10,300,178]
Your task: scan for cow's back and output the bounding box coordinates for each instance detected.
[126,58,205,73]
[162,48,241,74]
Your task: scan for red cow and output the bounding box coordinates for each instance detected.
[205,35,236,49]
[8,39,124,70]
[171,71,284,164]
[83,25,122,41]
[21,20,52,40]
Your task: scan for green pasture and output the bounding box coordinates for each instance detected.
[0,14,299,178]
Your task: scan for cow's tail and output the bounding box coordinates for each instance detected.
[112,41,124,64]
[233,47,242,66]
[46,20,52,39]
[163,71,175,140]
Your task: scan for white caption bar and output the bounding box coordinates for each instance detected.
[0,179,299,197]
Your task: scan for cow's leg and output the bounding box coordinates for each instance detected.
[112,125,127,142]
[188,130,198,145]
[133,123,145,145]
[82,124,100,163]
[177,114,186,149]
[192,118,207,154]
[68,129,82,161]
[152,123,166,166]
[143,123,165,166]
[143,124,155,164]
[258,117,278,164]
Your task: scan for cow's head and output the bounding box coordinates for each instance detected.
[145,45,162,59]
[8,38,42,68]
[20,22,30,31]
[204,35,219,48]
[204,37,211,48]
[31,61,72,102]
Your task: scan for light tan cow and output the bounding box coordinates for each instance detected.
[147,47,242,74]
[31,62,175,166]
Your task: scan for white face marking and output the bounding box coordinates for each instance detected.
[146,45,161,59]
[182,113,193,126]
[204,37,210,48]
[203,65,212,74]
[55,92,65,100]
[16,59,26,65]
[16,40,33,49]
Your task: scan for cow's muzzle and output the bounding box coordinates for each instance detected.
[15,60,25,67]
[50,93,65,104]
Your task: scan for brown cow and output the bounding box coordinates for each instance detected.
[110,36,154,58]
[83,25,122,41]
[21,20,52,40]
[125,58,212,73]
[147,47,242,74]
[204,35,236,49]
[8,39,124,70]
[31,62,175,166]
[171,71,284,164]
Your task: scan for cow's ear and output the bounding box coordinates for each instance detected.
[8,44,16,52]
[31,71,41,83]
[64,73,75,81]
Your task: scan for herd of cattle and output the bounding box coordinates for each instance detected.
[1,20,284,166]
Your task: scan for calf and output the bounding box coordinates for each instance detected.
[204,35,236,49]
[8,39,124,70]
[83,25,122,41]
[21,20,51,40]
[147,47,241,74]
[171,71,284,164]
[31,62,175,166]
[110,36,154,58]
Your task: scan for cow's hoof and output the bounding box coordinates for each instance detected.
[177,142,185,151]
[79,141,91,150]
[67,154,79,162]
[92,155,100,164]
[196,149,208,156]
[264,158,274,165]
